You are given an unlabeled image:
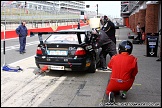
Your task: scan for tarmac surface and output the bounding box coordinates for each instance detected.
[1,26,161,107]
[101,27,161,107]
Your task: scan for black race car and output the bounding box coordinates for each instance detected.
[30,29,100,73]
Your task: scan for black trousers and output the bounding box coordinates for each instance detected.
[99,44,117,68]
[137,32,142,43]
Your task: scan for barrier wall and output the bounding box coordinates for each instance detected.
[1,22,87,40]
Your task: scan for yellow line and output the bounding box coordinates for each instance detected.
[133,83,142,86]
[130,83,142,89]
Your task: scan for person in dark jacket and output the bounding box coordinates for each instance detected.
[77,22,80,29]
[100,15,116,44]
[92,28,117,71]
[16,21,28,54]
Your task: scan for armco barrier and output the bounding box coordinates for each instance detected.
[1,23,87,40]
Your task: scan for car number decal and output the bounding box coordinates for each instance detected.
[51,65,64,70]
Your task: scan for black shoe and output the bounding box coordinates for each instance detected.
[98,67,103,70]
[109,92,115,103]
[20,52,23,54]
[23,51,26,53]
[103,68,108,71]
[98,67,108,71]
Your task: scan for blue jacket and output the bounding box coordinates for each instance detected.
[16,25,28,37]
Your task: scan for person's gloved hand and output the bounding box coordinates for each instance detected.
[93,42,99,49]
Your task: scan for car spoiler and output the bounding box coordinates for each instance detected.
[30,31,91,45]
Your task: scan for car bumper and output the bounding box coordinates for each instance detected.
[35,56,91,71]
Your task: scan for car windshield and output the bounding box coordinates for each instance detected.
[45,34,85,44]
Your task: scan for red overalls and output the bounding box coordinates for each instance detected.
[106,52,138,95]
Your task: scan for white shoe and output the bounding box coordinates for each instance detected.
[107,67,112,71]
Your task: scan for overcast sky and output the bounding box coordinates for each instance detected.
[85,1,121,18]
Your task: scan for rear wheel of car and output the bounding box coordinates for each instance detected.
[87,56,96,73]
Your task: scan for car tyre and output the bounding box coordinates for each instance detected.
[87,56,96,73]
[128,35,134,39]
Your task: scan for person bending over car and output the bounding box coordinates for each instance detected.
[91,28,117,71]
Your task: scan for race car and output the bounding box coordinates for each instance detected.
[30,29,100,73]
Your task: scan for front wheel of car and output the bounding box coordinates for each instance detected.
[87,56,96,73]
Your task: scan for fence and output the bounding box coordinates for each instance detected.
[1,5,82,31]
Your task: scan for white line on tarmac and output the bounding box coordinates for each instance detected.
[1,55,35,72]
[1,35,31,41]
[1,41,39,52]
[8,55,35,66]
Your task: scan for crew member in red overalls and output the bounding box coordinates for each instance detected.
[106,40,138,103]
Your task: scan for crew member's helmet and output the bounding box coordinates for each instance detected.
[118,40,133,54]
[103,15,109,24]
[104,15,108,19]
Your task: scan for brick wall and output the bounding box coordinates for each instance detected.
[135,12,139,34]
[132,14,135,32]
[145,4,160,33]
[129,15,132,29]
[139,9,146,28]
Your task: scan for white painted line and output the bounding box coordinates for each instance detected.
[9,55,35,66]
[1,35,31,41]
[1,55,36,73]
[31,76,67,106]
[1,41,39,52]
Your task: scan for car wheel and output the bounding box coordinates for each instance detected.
[36,62,40,68]
[87,56,96,73]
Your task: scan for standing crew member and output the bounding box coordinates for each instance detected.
[100,15,116,44]
[105,40,138,103]
[77,22,80,29]
[16,21,28,54]
[92,28,117,71]
[136,22,142,44]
